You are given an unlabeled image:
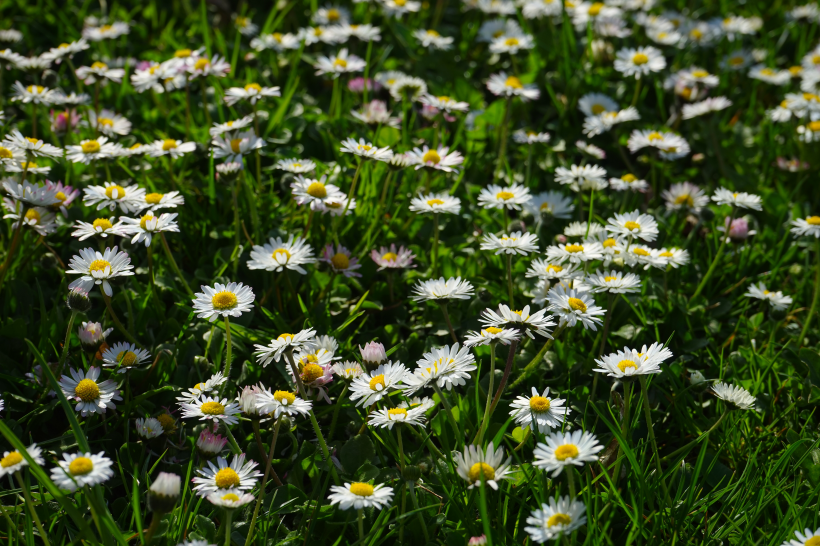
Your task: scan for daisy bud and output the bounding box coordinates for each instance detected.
[196,429,227,459]
[359,341,387,371]
[789,263,803,276]
[402,464,421,482]
[77,321,111,352]
[237,384,265,418]
[468,536,488,546]
[66,287,92,313]
[277,414,293,431]
[688,370,708,392]
[724,217,751,240]
[148,472,181,514]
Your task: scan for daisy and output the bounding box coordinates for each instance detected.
[403,343,477,394]
[291,175,344,210]
[389,76,428,102]
[780,528,820,546]
[187,55,231,79]
[222,82,281,107]
[339,137,393,162]
[251,31,300,52]
[139,191,185,212]
[510,387,570,434]
[614,46,666,78]
[454,442,513,490]
[328,482,394,510]
[86,109,132,136]
[10,81,56,104]
[523,191,574,220]
[712,381,756,410]
[682,97,733,120]
[522,0,563,18]
[313,5,350,24]
[176,373,229,403]
[546,285,605,330]
[578,93,619,117]
[276,158,316,173]
[554,164,608,192]
[490,33,535,54]
[481,231,539,255]
[374,70,408,88]
[477,19,522,42]
[479,304,555,339]
[791,216,820,238]
[58,366,121,417]
[477,183,531,210]
[627,130,689,155]
[409,192,462,214]
[721,50,753,71]
[147,139,197,159]
[352,99,401,127]
[564,222,604,238]
[625,245,664,270]
[526,259,582,282]
[101,342,151,374]
[593,346,660,378]
[234,15,259,36]
[576,140,606,160]
[655,247,690,268]
[196,430,227,458]
[606,210,659,243]
[3,130,63,159]
[797,121,820,143]
[50,452,114,491]
[545,242,604,264]
[463,326,521,347]
[75,61,125,84]
[247,234,316,274]
[525,496,587,543]
[314,48,366,78]
[256,388,313,419]
[413,29,454,50]
[662,182,709,211]
[745,282,792,311]
[349,361,408,407]
[369,405,427,429]
[419,94,470,113]
[65,137,118,164]
[67,246,134,297]
[332,361,364,381]
[609,173,649,192]
[180,396,242,425]
[711,188,762,211]
[83,21,130,41]
[192,282,255,322]
[135,418,164,439]
[582,107,641,137]
[71,217,129,241]
[533,430,603,476]
[371,244,415,270]
[211,131,265,163]
[254,329,317,366]
[513,130,551,144]
[406,145,464,173]
[207,491,255,510]
[337,23,382,42]
[209,116,255,137]
[2,201,56,236]
[0,444,44,477]
[585,270,642,294]
[192,454,262,496]
[411,277,474,302]
[321,244,362,277]
[6,160,52,176]
[487,72,540,100]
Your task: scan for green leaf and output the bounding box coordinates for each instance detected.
[340,434,374,474]
[195,515,216,542]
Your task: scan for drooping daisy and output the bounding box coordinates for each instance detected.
[192,282,255,322]
[120,211,180,247]
[554,164,608,192]
[371,244,416,270]
[523,191,574,220]
[0,444,44,477]
[487,72,540,100]
[463,326,521,347]
[328,482,394,510]
[58,366,122,417]
[411,277,475,302]
[477,183,532,210]
[546,286,605,330]
[101,342,152,373]
[192,454,262,496]
[711,188,762,211]
[276,158,316,173]
[50,452,114,491]
[254,329,317,366]
[545,242,604,264]
[593,347,660,378]
[339,137,393,162]
[403,343,477,394]
[406,145,464,173]
[662,182,709,212]
[454,442,513,490]
[369,405,427,429]
[509,387,570,434]
[82,183,147,213]
[224,83,281,106]
[321,244,362,277]
[67,246,134,297]
[314,48,366,78]
[480,231,540,255]
[479,304,555,339]
[180,396,242,425]
[745,282,793,311]
[525,496,587,543]
[408,192,462,215]
[247,235,316,274]
[349,361,408,407]
[712,381,756,410]
[147,138,197,159]
[211,131,265,163]
[255,388,313,419]
[533,430,603,477]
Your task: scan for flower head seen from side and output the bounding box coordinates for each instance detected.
[780,528,820,546]
[321,244,362,277]
[135,417,164,440]
[192,282,255,322]
[3,130,62,158]
[327,482,394,510]
[82,182,147,213]
[50,452,114,491]
[546,285,605,330]
[480,231,540,255]
[197,430,227,459]
[463,326,521,347]
[369,406,427,429]
[513,129,551,144]
[526,260,582,283]
[406,145,464,172]
[554,164,608,192]
[403,343,477,395]
[711,188,762,211]
[533,429,603,477]
[176,372,229,403]
[454,442,513,490]
[101,342,151,373]
[2,200,57,236]
[147,138,196,159]
[247,235,316,274]
[10,81,56,104]
[371,244,416,270]
[180,396,242,425]
[0,444,44,477]
[224,82,281,106]
[523,191,575,220]
[192,454,262,497]
[207,491,256,510]
[662,182,709,212]
[339,137,393,162]
[332,361,364,381]
[3,179,62,207]
[487,72,540,100]
[545,241,604,264]
[606,210,659,242]
[583,270,642,294]
[411,277,474,302]
[791,215,820,238]
[409,192,462,215]
[66,246,134,297]
[510,387,570,434]
[419,94,468,113]
[477,183,532,210]
[609,173,649,192]
[413,29,454,50]
[75,61,125,83]
[121,211,179,247]
[253,329,317,366]
[276,158,316,173]
[479,304,555,339]
[745,282,793,311]
[211,131,265,163]
[58,366,121,417]
[314,48,366,77]
[712,381,756,411]
[256,388,312,419]
[525,496,587,543]
[593,347,661,378]
[349,361,408,407]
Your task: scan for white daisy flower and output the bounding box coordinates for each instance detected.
[487,72,540,100]
[351,99,401,127]
[797,120,820,143]
[406,145,464,172]
[224,83,281,106]
[662,182,709,211]
[327,482,394,510]
[255,388,312,419]
[564,222,604,238]
[513,129,551,144]
[291,175,344,210]
[525,496,587,543]
[522,0,563,18]
[409,192,462,214]
[413,29,454,50]
[82,183,146,214]
[479,304,555,339]
[83,21,130,41]
[578,93,619,117]
[791,216,820,238]
[627,130,689,158]
[0,444,44,477]
[192,454,262,496]
[147,139,197,159]
[711,188,762,211]
[135,417,164,439]
[71,217,129,241]
[614,46,666,78]
[490,33,535,54]
[120,211,179,247]
[176,373,229,403]
[463,326,521,347]
[3,130,63,159]
[745,282,793,311]
[332,361,364,381]
[780,528,820,546]
[211,131,265,163]
[510,387,570,434]
[711,381,756,410]
[209,116,254,138]
[403,343,477,395]
[411,277,475,302]
[371,244,416,270]
[655,247,689,268]
[138,191,185,212]
[58,366,121,416]
[523,191,574,220]
[50,452,114,491]
[546,286,605,330]
[186,55,231,79]
[606,210,659,242]
[66,246,134,297]
[583,270,641,294]
[481,231,540,255]
[247,234,316,274]
[339,137,393,162]
[251,31,301,51]
[681,97,733,120]
[276,158,316,173]
[75,61,125,83]
[234,15,259,36]
[454,442,513,490]
[533,430,603,477]
[554,164,608,192]
[10,81,56,104]
[526,259,582,282]
[2,200,56,236]
[545,242,604,264]
[419,94,469,113]
[312,5,350,24]
[624,245,664,270]
[369,405,427,429]
[192,282,255,322]
[721,50,753,71]
[207,491,256,510]
[65,136,118,164]
[314,48,366,78]
[609,173,649,192]
[349,361,408,407]
[477,183,531,210]
[477,19,522,42]
[180,396,242,425]
[593,346,660,378]
[86,109,132,136]
[254,329,317,366]
[101,342,151,373]
[582,107,641,137]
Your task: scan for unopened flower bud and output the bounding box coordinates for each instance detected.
[78,322,112,352]
[148,472,181,513]
[66,287,92,313]
[359,341,387,371]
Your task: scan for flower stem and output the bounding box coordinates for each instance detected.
[691,206,736,301]
[799,238,820,344]
[495,96,511,176]
[244,417,283,546]
[147,245,162,311]
[638,375,671,504]
[16,473,51,546]
[334,160,363,245]
[57,310,78,378]
[566,465,576,499]
[510,325,565,390]
[612,380,633,484]
[357,508,365,541]
[143,511,163,545]
[488,338,519,415]
[103,294,138,345]
[396,425,406,470]
[630,78,642,107]
[0,204,28,292]
[432,212,440,276]
[438,302,458,344]
[222,509,233,546]
[328,382,349,440]
[159,232,194,297]
[474,342,497,445]
[505,254,514,306]
[408,482,430,541]
[585,189,595,237]
[432,382,460,439]
[223,316,232,380]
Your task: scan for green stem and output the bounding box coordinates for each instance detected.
[799,238,820,344]
[159,232,194,297]
[585,189,594,237]
[223,316,232,379]
[691,207,736,301]
[244,417,283,546]
[505,254,514,306]
[0,204,28,292]
[612,380,633,484]
[432,212,440,276]
[496,97,511,176]
[432,382,460,439]
[357,508,365,541]
[16,473,51,546]
[143,511,163,545]
[223,425,242,455]
[510,325,565,390]
[475,342,497,445]
[661,408,729,462]
[488,338,520,415]
[327,382,349,440]
[566,466,576,499]
[57,310,78,378]
[630,78,642,107]
[438,302,458,344]
[396,425,406,470]
[638,376,671,504]
[334,160,363,244]
[103,294,138,345]
[408,482,430,541]
[223,509,233,546]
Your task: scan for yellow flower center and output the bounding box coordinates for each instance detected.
[89,259,111,273]
[69,457,94,476]
[214,468,240,489]
[157,414,175,431]
[565,244,584,253]
[272,248,291,261]
[591,103,607,115]
[632,53,649,65]
[358,144,372,151]
[221,493,240,502]
[806,216,820,225]
[554,444,579,461]
[334,58,348,68]
[0,451,23,468]
[25,209,40,222]
[468,462,496,482]
[604,276,618,282]
[729,56,744,66]
[804,93,820,102]
[26,85,44,93]
[427,29,440,36]
[92,218,113,231]
[567,297,587,312]
[139,213,155,230]
[789,66,802,75]
[504,76,523,89]
[621,173,637,183]
[547,264,563,273]
[388,408,408,419]
[633,248,650,256]
[369,374,386,391]
[496,191,515,200]
[427,198,444,206]
[588,2,603,14]
[59,43,71,49]
[145,193,164,204]
[691,70,709,78]
[82,140,101,154]
[813,55,820,65]
[484,326,504,335]
[277,333,293,341]
[382,252,398,262]
[690,29,703,39]
[174,49,192,58]
[504,37,519,46]
[306,182,327,198]
[349,483,374,496]
[98,117,114,128]
[804,536,820,546]
[624,221,640,230]
[200,401,225,415]
[116,351,137,367]
[603,238,617,248]
[245,83,262,93]
[162,139,177,151]
[131,143,143,150]
[74,379,100,402]
[0,147,12,159]
[422,149,441,164]
[618,359,637,372]
[759,68,775,76]
[327,8,341,20]
[659,251,673,257]
[211,291,238,310]
[674,194,694,206]
[529,396,551,412]
[394,0,407,5]
[229,138,243,154]
[274,390,296,404]
[301,363,324,383]
[91,61,108,70]
[194,58,210,71]
[547,513,573,527]
[331,253,350,270]
[26,137,39,144]
[647,132,664,141]
[808,121,820,132]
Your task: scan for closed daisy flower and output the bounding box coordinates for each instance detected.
[371,244,415,270]
[609,173,648,192]
[121,211,179,247]
[662,182,709,211]
[481,231,539,255]
[477,183,532,210]
[409,192,462,214]
[403,343,477,394]
[791,215,820,238]
[147,138,196,159]
[247,235,316,274]
[50,452,114,491]
[406,145,464,172]
[745,282,793,311]
[479,304,555,339]
[58,366,121,416]
[525,496,587,543]
[276,158,316,173]
[349,361,408,407]
[256,388,312,419]
[0,444,44,477]
[614,46,666,78]
[554,164,608,192]
[546,286,605,330]
[712,381,756,410]
[180,396,242,425]
[523,191,574,220]
[254,329,317,366]
[339,137,393,162]
[67,246,134,297]
[369,405,427,429]
[711,188,762,210]
[533,430,603,476]
[192,454,262,496]
[593,347,660,378]
[606,210,659,242]
[224,83,281,106]
[510,387,570,433]
[321,244,362,277]
[101,342,151,373]
[411,277,475,302]
[487,72,540,100]
[328,482,394,510]
[192,282,255,322]
[455,442,513,490]
[583,270,641,294]
[545,241,604,264]
[83,182,147,213]
[463,326,521,347]
[314,48,366,77]
[71,217,129,241]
